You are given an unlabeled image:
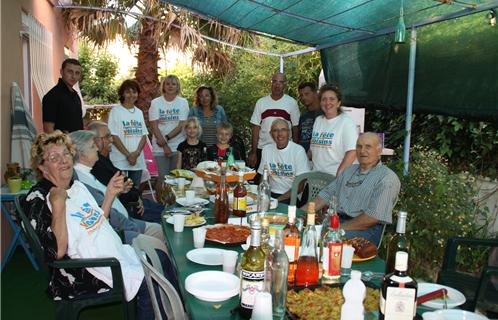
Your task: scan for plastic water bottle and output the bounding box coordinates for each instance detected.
[340,270,366,320]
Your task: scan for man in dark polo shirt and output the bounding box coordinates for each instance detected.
[42,58,84,133]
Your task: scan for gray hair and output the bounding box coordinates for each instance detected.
[271,118,291,130]
[68,130,96,163]
[87,120,108,135]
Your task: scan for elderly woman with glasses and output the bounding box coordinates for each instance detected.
[189,85,228,147]
[22,130,154,319]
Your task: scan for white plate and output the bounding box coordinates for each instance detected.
[417,283,466,309]
[185,271,240,302]
[423,310,489,320]
[186,248,225,266]
[176,197,209,207]
[165,178,192,186]
[166,216,206,227]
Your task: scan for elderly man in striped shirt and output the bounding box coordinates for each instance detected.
[303,132,401,246]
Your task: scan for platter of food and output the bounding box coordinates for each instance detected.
[166,214,206,227]
[286,284,380,319]
[193,161,256,183]
[344,237,378,262]
[205,224,251,245]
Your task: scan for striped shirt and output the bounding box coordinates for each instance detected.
[318,162,400,224]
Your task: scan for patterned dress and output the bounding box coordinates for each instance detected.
[22,179,110,300]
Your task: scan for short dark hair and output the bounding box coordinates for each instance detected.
[118,79,141,103]
[298,82,317,91]
[61,58,81,70]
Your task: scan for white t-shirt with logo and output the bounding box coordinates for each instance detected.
[149,95,189,154]
[47,181,144,301]
[108,104,148,171]
[310,113,358,176]
[258,141,310,194]
[250,94,300,149]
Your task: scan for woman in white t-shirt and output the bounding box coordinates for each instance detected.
[149,75,189,188]
[108,80,148,187]
[310,84,357,177]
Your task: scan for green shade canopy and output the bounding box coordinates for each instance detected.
[163,0,497,48]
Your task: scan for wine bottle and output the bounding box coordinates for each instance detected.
[379,251,418,320]
[257,165,271,216]
[295,202,319,287]
[321,214,342,280]
[385,211,409,274]
[260,217,272,256]
[268,229,289,319]
[319,196,338,259]
[240,219,266,319]
[233,171,247,218]
[214,168,229,223]
[284,205,300,286]
[227,146,235,166]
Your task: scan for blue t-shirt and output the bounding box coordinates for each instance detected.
[298,110,322,152]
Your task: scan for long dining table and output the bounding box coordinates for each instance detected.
[161,201,386,319]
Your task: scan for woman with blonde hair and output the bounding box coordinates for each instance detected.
[189,85,228,147]
[149,75,189,185]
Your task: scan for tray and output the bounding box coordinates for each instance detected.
[204,224,251,245]
[193,168,257,183]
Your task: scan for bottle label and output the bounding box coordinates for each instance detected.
[327,242,342,277]
[234,196,247,211]
[322,246,329,271]
[383,287,417,320]
[390,275,413,283]
[284,238,300,262]
[240,269,265,309]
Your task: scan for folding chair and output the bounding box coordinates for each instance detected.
[289,172,335,207]
[142,137,158,202]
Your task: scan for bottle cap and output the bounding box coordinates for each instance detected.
[308,201,315,213]
[251,218,261,230]
[288,205,296,221]
[350,270,362,280]
[394,251,409,272]
[398,211,408,218]
[307,213,315,226]
[331,214,340,228]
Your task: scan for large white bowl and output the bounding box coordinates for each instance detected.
[423,310,489,320]
[185,271,240,302]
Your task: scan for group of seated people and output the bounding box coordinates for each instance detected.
[34,58,401,317]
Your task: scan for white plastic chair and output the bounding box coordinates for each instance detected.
[133,238,186,320]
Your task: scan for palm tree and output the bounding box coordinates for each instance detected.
[62,0,253,121]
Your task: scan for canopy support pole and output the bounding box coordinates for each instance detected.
[403,27,417,176]
[280,56,284,73]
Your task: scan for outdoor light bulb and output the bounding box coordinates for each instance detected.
[488,9,497,27]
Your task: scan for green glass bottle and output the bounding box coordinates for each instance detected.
[385,211,409,274]
[239,218,266,319]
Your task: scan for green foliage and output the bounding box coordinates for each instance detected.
[366,109,498,179]
[383,146,493,281]
[78,43,119,104]
[163,38,322,150]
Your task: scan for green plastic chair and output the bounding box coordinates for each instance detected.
[437,237,498,312]
[14,195,135,320]
[289,171,335,207]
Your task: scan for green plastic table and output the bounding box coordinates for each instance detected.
[161,203,386,320]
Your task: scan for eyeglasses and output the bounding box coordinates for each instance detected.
[271,128,289,133]
[271,80,286,84]
[43,150,72,164]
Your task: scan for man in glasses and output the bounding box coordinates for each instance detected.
[248,73,300,174]
[258,119,310,204]
[302,133,400,246]
[88,121,164,223]
[43,58,84,133]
